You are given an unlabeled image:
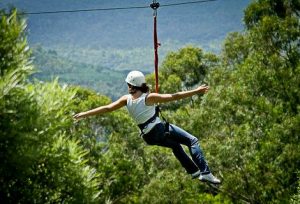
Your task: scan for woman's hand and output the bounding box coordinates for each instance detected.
[73,112,86,121]
[196,85,209,94]
[146,85,210,105]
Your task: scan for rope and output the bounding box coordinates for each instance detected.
[151,0,160,93]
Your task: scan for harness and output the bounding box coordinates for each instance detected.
[138,106,170,136]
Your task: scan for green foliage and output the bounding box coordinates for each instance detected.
[0,9,36,201]
[1,79,102,203]
[160,46,219,90]
[291,172,300,204]
[187,1,300,203]
[147,46,218,111]
[0,10,101,203]
[244,0,300,29]
[0,10,32,77]
[138,169,226,204]
[222,32,250,68]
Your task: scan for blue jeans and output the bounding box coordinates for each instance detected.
[142,122,210,175]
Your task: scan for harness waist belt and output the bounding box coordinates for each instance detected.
[138,113,158,131]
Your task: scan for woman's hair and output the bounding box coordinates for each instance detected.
[133,83,149,93]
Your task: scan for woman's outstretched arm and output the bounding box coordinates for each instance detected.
[73,95,127,120]
[146,85,209,105]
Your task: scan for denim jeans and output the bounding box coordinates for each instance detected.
[142,122,210,175]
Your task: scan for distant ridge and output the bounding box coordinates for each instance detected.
[1,0,250,50]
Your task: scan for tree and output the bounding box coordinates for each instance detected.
[188,0,300,203]
[146,46,218,111]
[159,46,218,90]
[0,10,100,203]
[291,173,300,204]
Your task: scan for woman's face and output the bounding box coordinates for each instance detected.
[127,83,136,94]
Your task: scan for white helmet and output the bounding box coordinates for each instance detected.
[125,71,145,87]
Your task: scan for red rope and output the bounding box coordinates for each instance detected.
[153,15,159,93]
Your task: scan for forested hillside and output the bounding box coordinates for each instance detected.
[30,42,183,99]
[31,46,129,99]
[1,0,249,49]
[1,0,300,204]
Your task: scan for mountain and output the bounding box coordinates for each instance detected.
[1,0,250,49]
[1,0,252,98]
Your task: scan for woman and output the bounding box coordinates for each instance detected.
[73,70,220,184]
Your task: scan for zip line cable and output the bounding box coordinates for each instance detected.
[18,5,149,15]
[160,0,218,8]
[15,0,218,15]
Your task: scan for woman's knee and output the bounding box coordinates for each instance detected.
[190,136,199,146]
[169,143,183,153]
